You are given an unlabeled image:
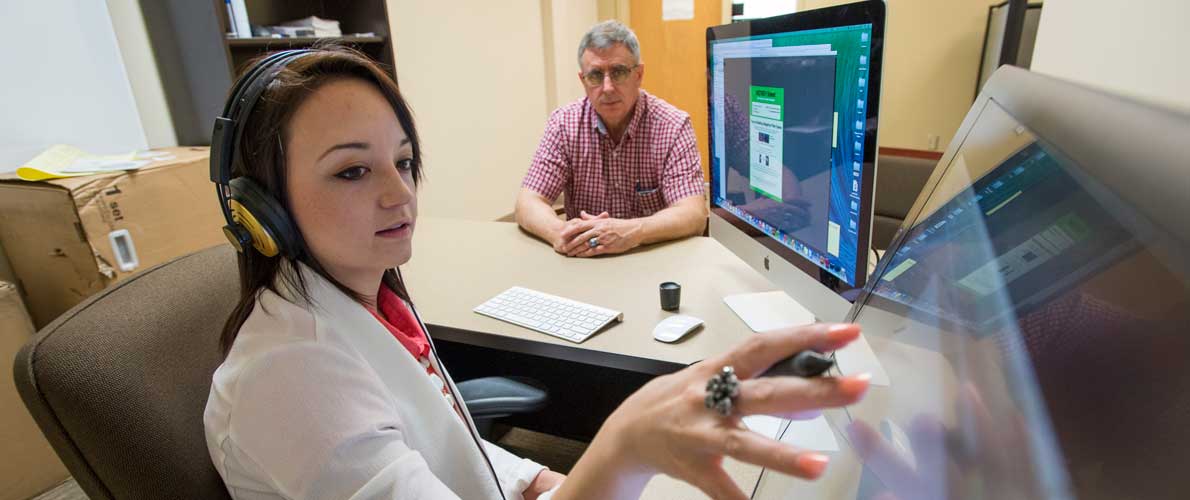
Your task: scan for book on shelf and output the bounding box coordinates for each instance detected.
[225,0,252,38]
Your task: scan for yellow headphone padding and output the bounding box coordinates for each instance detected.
[229,199,281,257]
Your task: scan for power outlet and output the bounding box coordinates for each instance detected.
[927,134,941,151]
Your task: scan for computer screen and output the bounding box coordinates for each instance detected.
[872,140,1131,330]
[752,68,1190,499]
[707,2,884,296]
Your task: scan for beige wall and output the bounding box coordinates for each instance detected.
[387,0,551,221]
[105,0,177,149]
[1032,0,1190,112]
[543,0,599,111]
[800,0,999,151]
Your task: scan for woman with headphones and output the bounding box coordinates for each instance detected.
[204,45,871,500]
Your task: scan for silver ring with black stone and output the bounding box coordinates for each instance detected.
[705,365,741,417]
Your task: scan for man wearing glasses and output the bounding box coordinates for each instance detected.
[516,21,707,258]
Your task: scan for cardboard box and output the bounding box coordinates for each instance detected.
[0,147,226,328]
[1,281,69,500]
[0,238,14,285]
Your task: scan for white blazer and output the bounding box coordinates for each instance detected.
[204,263,547,499]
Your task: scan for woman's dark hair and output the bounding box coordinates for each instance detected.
[219,45,422,355]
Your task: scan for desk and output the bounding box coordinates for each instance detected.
[403,217,780,376]
[403,217,782,498]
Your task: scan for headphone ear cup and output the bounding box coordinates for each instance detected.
[222,223,255,255]
[228,177,299,257]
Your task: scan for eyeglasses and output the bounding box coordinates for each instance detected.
[582,65,639,87]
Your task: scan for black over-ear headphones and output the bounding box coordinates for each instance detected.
[209,49,313,258]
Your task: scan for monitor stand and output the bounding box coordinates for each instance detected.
[723,291,816,332]
[724,290,892,386]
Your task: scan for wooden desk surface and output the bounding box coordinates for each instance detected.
[403,217,780,375]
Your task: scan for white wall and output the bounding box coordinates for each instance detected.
[1031,0,1190,112]
[800,0,1000,151]
[105,0,177,149]
[386,0,552,220]
[0,1,147,169]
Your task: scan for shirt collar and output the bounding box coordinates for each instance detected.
[590,89,648,140]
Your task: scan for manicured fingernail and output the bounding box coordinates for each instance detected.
[826,324,860,341]
[796,453,830,477]
[840,373,872,395]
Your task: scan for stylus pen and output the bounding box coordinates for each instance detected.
[760,350,835,378]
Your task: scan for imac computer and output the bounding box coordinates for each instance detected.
[751,66,1190,499]
[706,1,886,322]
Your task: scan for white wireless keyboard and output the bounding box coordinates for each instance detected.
[473,287,623,343]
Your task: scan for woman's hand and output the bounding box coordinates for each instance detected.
[555,323,871,500]
[524,469,566,500]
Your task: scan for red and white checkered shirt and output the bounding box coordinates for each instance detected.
[522,90,704,219]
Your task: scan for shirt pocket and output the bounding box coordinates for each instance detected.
[633,183,666,215]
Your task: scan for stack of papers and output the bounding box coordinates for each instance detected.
[15,145,173,181]
[265,26,316,38]
[281,16,341,37]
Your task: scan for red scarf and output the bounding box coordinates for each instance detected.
[369,285,430,359]
[369,286,466,421]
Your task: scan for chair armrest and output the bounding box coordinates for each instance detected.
[457,377,548,419]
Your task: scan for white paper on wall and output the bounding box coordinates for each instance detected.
[662,0,695,21]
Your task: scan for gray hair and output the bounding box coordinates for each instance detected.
[577,20,641,68]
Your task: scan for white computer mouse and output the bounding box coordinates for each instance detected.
[653,315,704,343]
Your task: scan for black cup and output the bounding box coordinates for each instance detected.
[659,282,681,311]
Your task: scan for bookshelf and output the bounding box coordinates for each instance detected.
[212,0,395,75]
[225,36,385,48]
[140,0,397,145]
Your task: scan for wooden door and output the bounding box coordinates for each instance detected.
[629,0,726,180]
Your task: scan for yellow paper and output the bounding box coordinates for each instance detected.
[17,145,143,181]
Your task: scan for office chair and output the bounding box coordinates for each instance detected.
[13,245,546,500]
[871,153,936,250]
